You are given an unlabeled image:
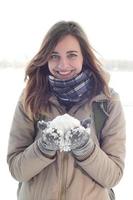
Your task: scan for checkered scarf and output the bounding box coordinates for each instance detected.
[48,70,94,105]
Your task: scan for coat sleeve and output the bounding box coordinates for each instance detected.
[7,99,56,182]
[75,95,126,188]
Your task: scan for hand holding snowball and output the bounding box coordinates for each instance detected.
[37,114,94,159]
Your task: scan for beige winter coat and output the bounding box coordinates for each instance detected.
[7,90,126,200]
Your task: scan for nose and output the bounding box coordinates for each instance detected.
[58,58,68,70]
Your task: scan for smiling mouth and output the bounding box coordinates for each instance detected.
[54,69,76,79]
[58,71,72,75]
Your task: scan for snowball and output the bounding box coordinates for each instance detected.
[50,114,80,133]
[49,114,81,152]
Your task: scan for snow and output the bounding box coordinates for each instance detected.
[40,114,84,151]
[0,68,133,199]
[50,114,81,151]
[50,114,81,132]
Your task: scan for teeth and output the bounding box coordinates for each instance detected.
[59,71,71,75]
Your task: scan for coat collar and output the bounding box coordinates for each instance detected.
[48,87,117,109]
[48,91,109,109]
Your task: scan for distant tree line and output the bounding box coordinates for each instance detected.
[0,59,27,69]
[0,59,133,71]
[104,59,133,71]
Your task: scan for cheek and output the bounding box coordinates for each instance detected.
[48,60,59,70]
[48,63,52,71]
[48,62,55,72]
[48,64,55,76]
[75,56,83,72]
[74,60,83,72]
[77,65,83,73]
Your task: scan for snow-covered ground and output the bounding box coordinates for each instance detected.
[0,68,132,199]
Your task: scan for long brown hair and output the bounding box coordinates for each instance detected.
[23,21,110,117]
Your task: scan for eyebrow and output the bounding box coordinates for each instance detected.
[51,51,59,54]
[51,50,78,54]
[67,50,78,54]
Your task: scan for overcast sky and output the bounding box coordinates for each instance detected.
[0,0,132,61]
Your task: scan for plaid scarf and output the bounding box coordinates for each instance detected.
[48,70,94,105]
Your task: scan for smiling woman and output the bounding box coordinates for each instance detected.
[7,21,126,200]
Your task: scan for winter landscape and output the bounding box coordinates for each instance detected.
[0,67,133,199]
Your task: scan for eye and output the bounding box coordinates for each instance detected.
[50,54,60,61]
[68,53,77,59]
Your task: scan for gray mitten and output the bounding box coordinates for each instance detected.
[37,120,61,158]
[81,118,92,128]
[66,126,95,160]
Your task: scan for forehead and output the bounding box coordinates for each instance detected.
[53,35,81,52]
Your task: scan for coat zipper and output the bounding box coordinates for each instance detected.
[58,152,67,200]
[58,152,63,200]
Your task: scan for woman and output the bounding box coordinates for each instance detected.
[7,21,126,200]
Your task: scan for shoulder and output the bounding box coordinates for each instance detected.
[109,88,119,100]
[106,88,125,122]
[108,88,122,107]
[93,88,124,118]
[92,87,121,110]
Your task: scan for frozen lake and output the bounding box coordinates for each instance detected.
[0,68,133,199]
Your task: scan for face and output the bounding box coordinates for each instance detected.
[48,35,83,80]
